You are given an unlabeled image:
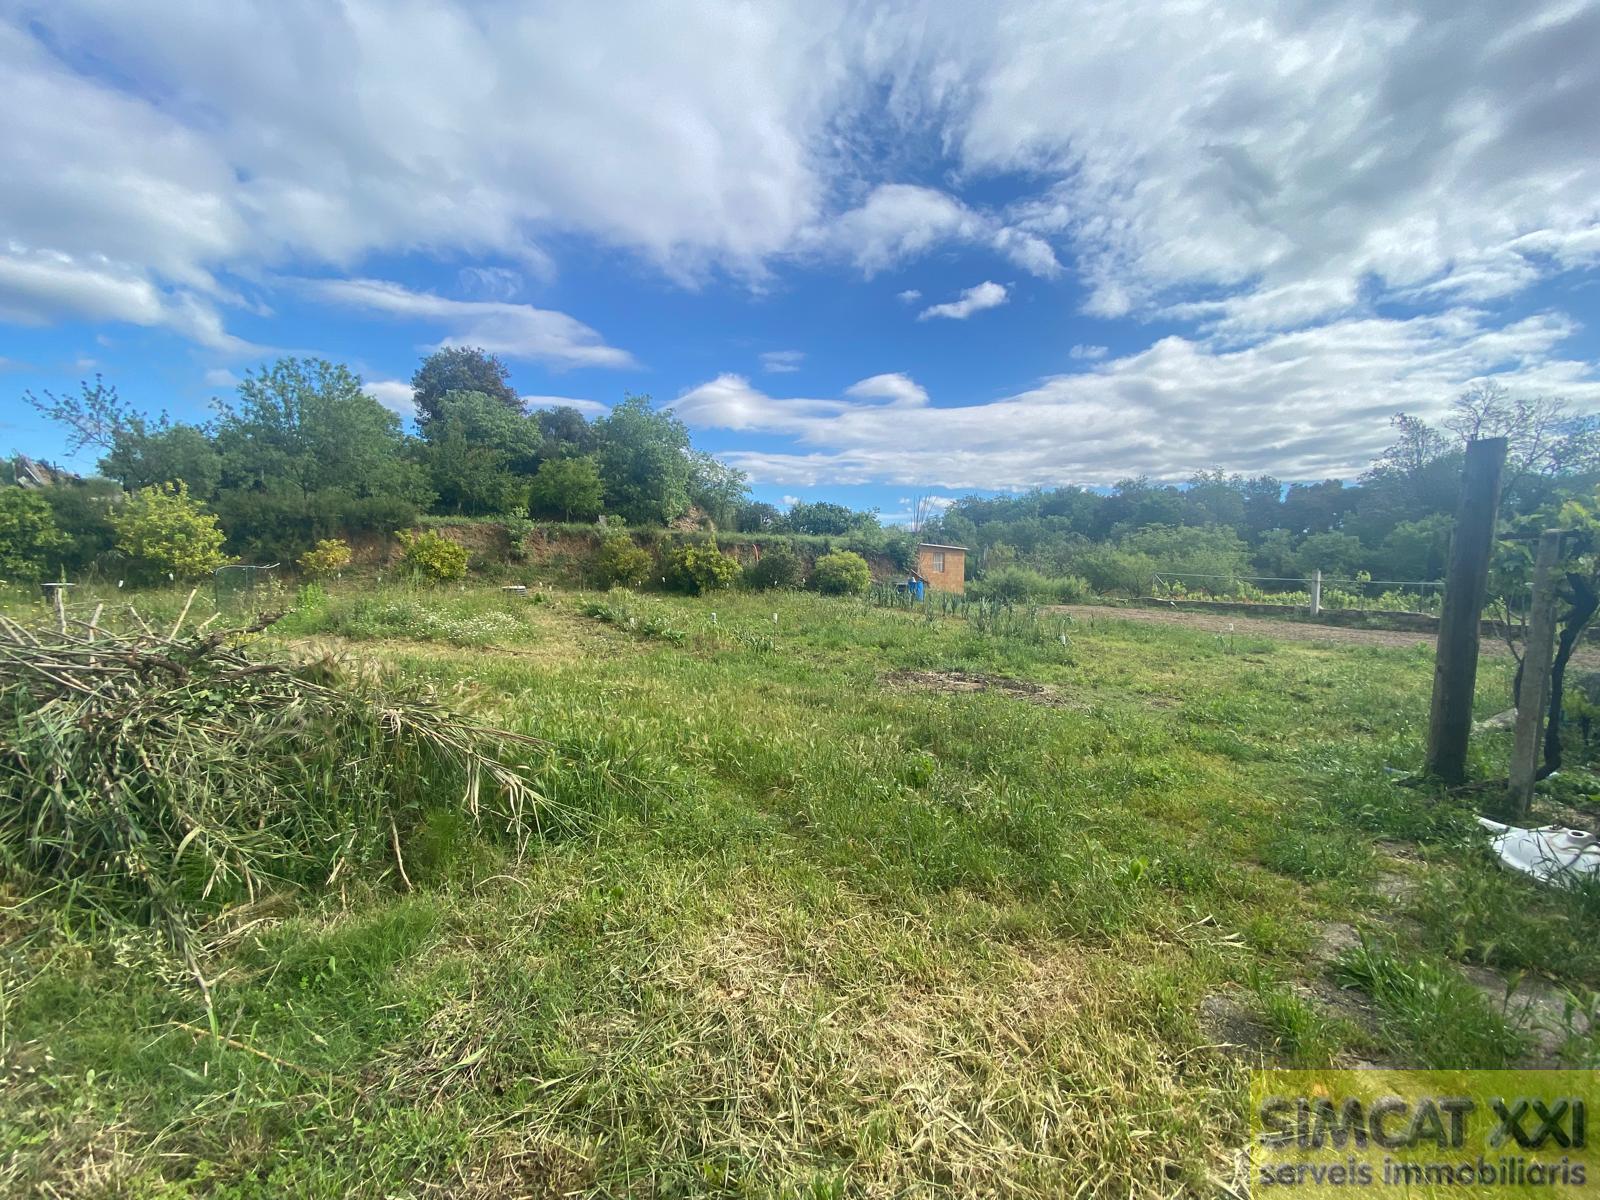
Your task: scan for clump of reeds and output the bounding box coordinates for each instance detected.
[0,598,559,948]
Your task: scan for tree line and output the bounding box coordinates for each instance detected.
[3,351,1597,599]
[920,384,1600,599]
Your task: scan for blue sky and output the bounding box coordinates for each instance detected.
[3,1,1600,525]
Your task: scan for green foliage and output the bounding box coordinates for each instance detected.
[970,566,1090,604]
[595,533,653,587]
[579,588,689,643]
[397,528,469,581]
[410,346,519,426]
[662,540,740,594]
[743,541,804,590]
[214,357,432,556]
[37,478,119,574]
[0,490,68,581]
[298,537,353,578]
[110,481,231,581]
[783,500,874,536]
[421,389,541,515]
[687,451,750,529]
[1071,545,1157,596]
[813,550,871,595]
[1294,530,1365,577]
[101,422,222,497]
[594,393,692,525]
[530,455,606,521]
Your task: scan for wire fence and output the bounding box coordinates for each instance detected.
[1149,571,1446,615]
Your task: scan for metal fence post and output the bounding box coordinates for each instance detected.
[1310,569,1322,616]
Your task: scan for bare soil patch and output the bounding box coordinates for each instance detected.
[884,669,1075,706]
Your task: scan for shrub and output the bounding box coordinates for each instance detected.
[971,565,1051,603]
[743,541,803,590]
[298,537,353,578]
[529,455,605,522]
[662,540,740,595]
[813,550,871,595]
[0,489,68,581]
[1071,545,1156,597]
[595,533,653,587]
[110,481,231,582]
[1051,574,1091,604]
[397,529,469,581]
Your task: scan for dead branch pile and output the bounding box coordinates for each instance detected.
[0,602,559,944]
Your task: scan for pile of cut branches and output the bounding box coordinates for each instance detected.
[0,600,560,946]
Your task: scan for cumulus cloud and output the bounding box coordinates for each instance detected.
[896,289,922,304]
[305,278,636,369]
[679,309,1600,488]
[760,350,805,373]
[1070,344,1109,360]
[4,0,1600,426]
[918,281,1008,321]
[203,367,239,388]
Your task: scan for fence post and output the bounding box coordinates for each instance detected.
[1310,569,1322,616]
[1508,529,1563,816]
[1424,436,1508,785]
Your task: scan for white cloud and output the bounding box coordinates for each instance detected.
[457,266,525,300]
[780,495,800,508]
[844,373,928,406]
[896,289,922,304]
[203,367,239,387]
[522,394,610,417]
[306,278,635,369]
[679,309,1600,488]
[917,281,1008,321]
[1070,344,1108,360]
[363,379,416,419]
[3,0,1600,390]
[760,350,805,373]
[811,184,1060,278]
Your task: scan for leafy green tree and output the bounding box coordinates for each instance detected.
[782,501,866,536]
[533,406,597,457]
[422,390,541,515]
[813,550,871,595]
[735,501,782,531]
[111,481,231,581]
[410,347,519,427]
[213,358,432,554]
[687,452,749,529]
[595,534,652,587]
[530,456,605,521]
[1293,531,1364,578]
[101,423,222,497]
[38,478,120,575]
[0,490,68,580]
[593,394,691,525]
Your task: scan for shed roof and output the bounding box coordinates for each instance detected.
[916,542,968,552]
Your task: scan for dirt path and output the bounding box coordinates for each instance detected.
[1053,603,1600,665]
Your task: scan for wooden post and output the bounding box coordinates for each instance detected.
[1509,529,1562,816]
[1311,569,1322,616]
[1425,437,1508,784]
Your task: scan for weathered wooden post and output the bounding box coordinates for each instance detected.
[1311,569,1322,616]
[1425,436,1508,784]
[1509,529,1563,816]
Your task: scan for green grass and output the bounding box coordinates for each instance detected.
[2,581,1591,1197]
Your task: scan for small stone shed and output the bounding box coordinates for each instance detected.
[914,543,967,595]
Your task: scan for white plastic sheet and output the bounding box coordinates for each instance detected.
[1477,818,1600,886]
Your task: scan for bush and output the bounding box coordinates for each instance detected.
[662,540,740,595]
[1051,574,1091,604]
[813,550,871,595]
[110,481,231,582]
[971,565,1051,603]
[298,537,353,578]
[595,533,653,587]
[743,541,804,590]
[1071,545,1155,597]
[0,489,68,581]
[397,529,469,581]
[529,456,605,522]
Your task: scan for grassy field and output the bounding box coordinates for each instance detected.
[4,582,1598,1197]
